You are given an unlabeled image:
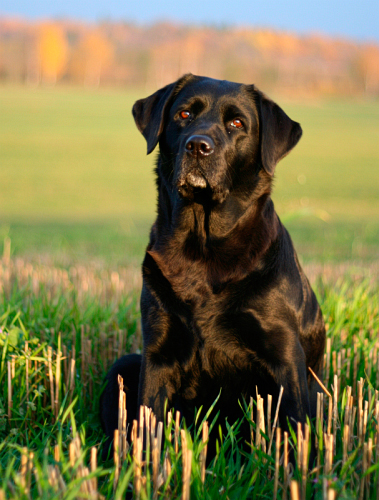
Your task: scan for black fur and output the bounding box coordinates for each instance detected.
[100,75,325,459]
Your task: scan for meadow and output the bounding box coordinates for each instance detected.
[0,86,379,498]
[1,86,379,263]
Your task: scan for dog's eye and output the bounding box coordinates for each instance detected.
[230,118,243,129]
[180,110,191,120]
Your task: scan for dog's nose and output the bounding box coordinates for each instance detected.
[185,135,215,157]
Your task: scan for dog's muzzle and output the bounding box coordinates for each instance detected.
[177,168,207,198]
[177,134,214,198]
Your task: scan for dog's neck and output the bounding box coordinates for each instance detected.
[149,164,281,284]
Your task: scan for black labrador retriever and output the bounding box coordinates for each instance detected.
[100,74,326,457]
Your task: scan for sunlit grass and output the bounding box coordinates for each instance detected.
[1,258,379,498]
[0,87,378,263]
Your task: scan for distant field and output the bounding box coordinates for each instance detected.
[0,86,378,264]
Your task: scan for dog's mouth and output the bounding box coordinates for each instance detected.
[177,168,207,198]
[177,168,229,204]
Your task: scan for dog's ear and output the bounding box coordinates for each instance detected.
[253,87,302,175]
[132,74,194,155]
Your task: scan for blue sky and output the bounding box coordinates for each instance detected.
[1,0,378,41]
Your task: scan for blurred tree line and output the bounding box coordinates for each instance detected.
[1,17,378,96]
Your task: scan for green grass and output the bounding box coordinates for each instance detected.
[1,86,379,498]
[1,259,379,499]
[1,86,379,263]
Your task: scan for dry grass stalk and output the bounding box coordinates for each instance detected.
[167,409,172,429]
[316,392,321,449]
[283,431,289,500]
[55,346,61,420]
[327,488,336,500]
[11,354,16,379]
[273,427,280,500]
[20,447,29,493]
[163,448,172,486]
[157,421,163,457]
[324,433,333,476]
[267,394,272,441]
[2,236,11,265]
[81,325,87,397]
[367,437,372,494]
[181,430,192,500]
[325,338,331,384]
[358,408,364,446]
[181,428,187,466]
[175,410,180,454]
[316,394,323,479]
[363,400,368,440]
[297,422,303,469]
[133,417,143,500]
[354,349,360,397]
[327,396,333,437]
[7,360,12,419]
[62,344,68,385]
[150,413,156,450]
[122,399,128,461]
[47,464,66,493]
[0,489,4,500]
[86,338,93,399]
[346,347,351,381]
[200,421,208,483]
[343,424,349,465]
[358,378,363,440]
[255,396,262,451]
[139,405,145,451]
[359,441,367,500]
[114,429,120,490]
[267,386,283,455]
[117,375,125,460]
[69,358,76,404]
[47,346,55,420]
[333,374,338,453]
[301,424,309,500]
[91,447,98,496]
[69,441,76,467]
[25,341,29,404]
[290,480,300,500]
[132,419,138,443]
[259,397,266,454]
[250,396,254,448]
[344,386,352,428]
[319,391,324,428]
[152,437,159,499]
[332,351,337,381]
[308,366,332,398]
[145,406,151,470]
[350,406,357,452]
[54,444,60,462]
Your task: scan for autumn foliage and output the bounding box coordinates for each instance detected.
[38,24,68,84]
[0,17,378,96]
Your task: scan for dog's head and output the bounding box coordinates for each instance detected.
[133,74,302,204]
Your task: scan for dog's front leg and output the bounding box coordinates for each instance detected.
[271,353,316,466]
[275,361,310,430]
[137,354,178,423]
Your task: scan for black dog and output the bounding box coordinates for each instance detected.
[100,74,326,457]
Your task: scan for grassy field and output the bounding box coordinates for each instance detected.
[1,259,379,499]
[0,86,379,263]
[0,86,379,498]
